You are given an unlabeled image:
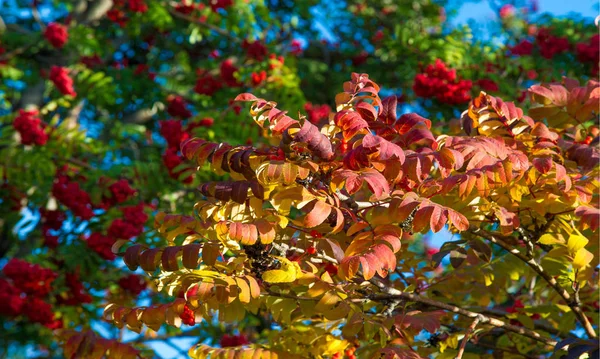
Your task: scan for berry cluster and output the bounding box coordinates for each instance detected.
[52,170,94,220]
[0,260,62,329]
[3,259,57,297]
[289,39,303,55]
[80,54,103,68]
[476,78,499,92]
[209,0,233,12]
[107,179,136,205]
[243,40,268,61]
[166,95,192,119]
[49,66,76,97]
[180,303,196,326]
[56,272,92,306]
[250,70,267,86]
[162,148,193,184]
[220,59,243,87]
[13,109,48,146]
[536,28,569,59]
[40,208,66,249]
[413,59,472,105]
[107,0,148,27]
[304,103,331,124]
[43,23,68,49]
[86,233,117,260]
[510,40,533,56]
[108,204,147,240]
[220,334,249,347]
[576,34,600,75]
[160,120,190,150]
[194,71,222,96]
[118,274,147,296]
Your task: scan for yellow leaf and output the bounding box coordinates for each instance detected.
[484,273,494,286]
[262,257,297,283]
[567,231,589,255]
[573,248,594,269]
[538,233,562,245]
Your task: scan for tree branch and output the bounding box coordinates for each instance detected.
[167,8,241,43]
[471,227,597,339]
[368,278,557,346]
[455,317,480,359]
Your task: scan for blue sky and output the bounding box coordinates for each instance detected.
[454,0,598,24]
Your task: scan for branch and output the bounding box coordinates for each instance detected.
[471,227,597,339]
[455,317,480,359]
[167,8,241,43]
[368,278,557,346]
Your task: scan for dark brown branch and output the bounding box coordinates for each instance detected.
[471,227,597,339]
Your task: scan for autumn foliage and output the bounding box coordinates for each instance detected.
[99,73,599,358]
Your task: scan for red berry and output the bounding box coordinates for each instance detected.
[309,230,322,238]
[180,304,196,326]
[306,247,317,255]
[324,263,338,276]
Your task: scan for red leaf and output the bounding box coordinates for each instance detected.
[575,206,600,231]
[361,168,390,199]
[362,134,405,163]
[447,209,469,231]
[429,205,448,233]
[356,102,378,122]
[379,96,398,124]
[533,157,553,174]
[412,205,434,233]
[303,200,332,228]
[334,111,369,141]
[531,122,559,141]
[234,93,258,102]
[398,310,446,333]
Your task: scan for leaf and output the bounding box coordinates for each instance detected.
[287,120,334,160]
[362,134,405,163]
[573,248,594,269]
[575,206,600,232]
[450,247,467,268]
[234,93,259,102]
[262,257,298,283]
[566,231,589,255]
[361,168,390,199]
[447,209,469,231]
[397,310,446,333]
[334,110,369,141]
[302,200,332,228]
[533,157,553,174]
[379,95,398,124]
[469,239,491,262]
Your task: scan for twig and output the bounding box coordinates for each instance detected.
[368,278,557,346]
[471,227,597,339]
[167,8,241,43]
[455,317,480,359]
[31,5,46,30]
